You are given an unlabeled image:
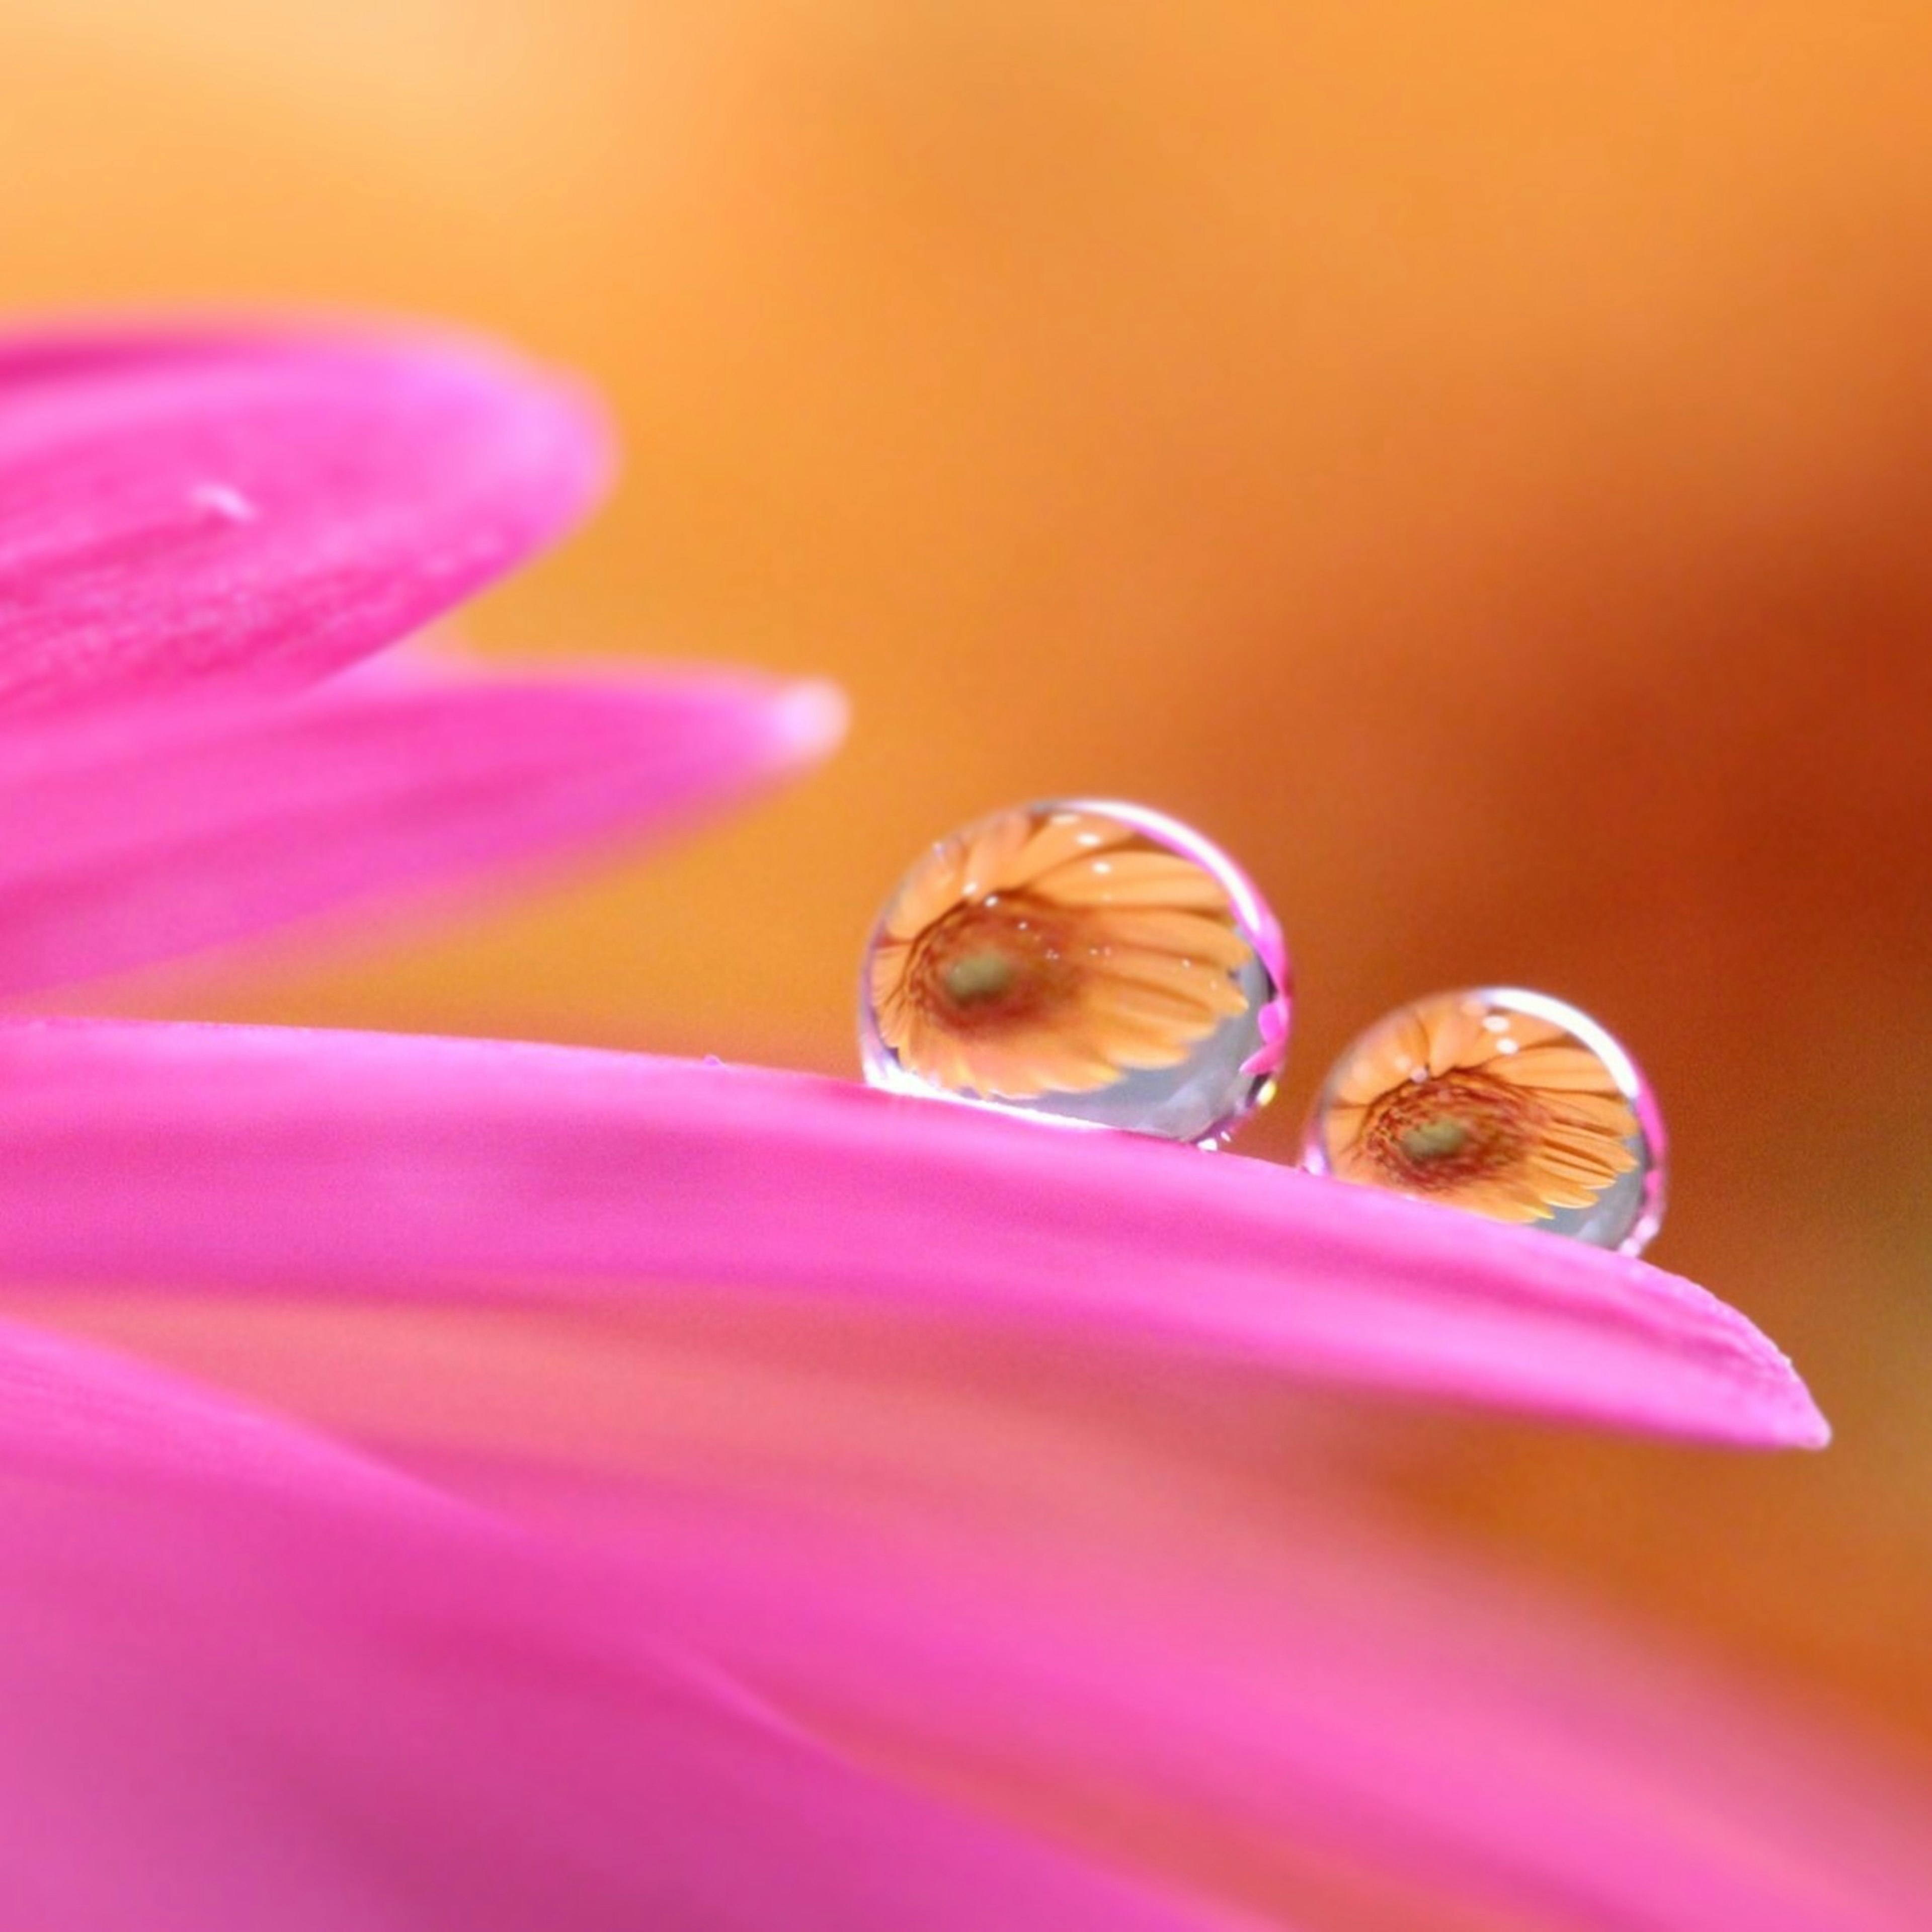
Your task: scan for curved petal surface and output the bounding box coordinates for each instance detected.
[16,1280,1909,1930]
[0,1020,1824,1445]
[0,1314,1226,1932]
[0,661,844,996]
[600,1482,1932,1932]
[0,323,606,714]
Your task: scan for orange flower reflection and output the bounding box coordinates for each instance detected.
[1316,992,1639,1225]
[866,804,1253,1100]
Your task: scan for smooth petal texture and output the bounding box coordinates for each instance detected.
[16,1279,1912,1931]
[0,1020,1824,1446]
[0,325,606,714]
[0,659,844,996]
[0,1314,1224,1932]
[596,1481,1932,1932]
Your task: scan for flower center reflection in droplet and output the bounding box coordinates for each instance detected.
[1302,987,1665,1254]
[861,800,1289,1146]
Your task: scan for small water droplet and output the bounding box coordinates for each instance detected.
[1301,986,1665,1254]
[859,798,1290,1146]
[189,483,259,527]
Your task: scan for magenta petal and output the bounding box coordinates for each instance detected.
[0,1315,1212,1932]
[0,1022,1825,1445]
[0,661,843,996]
[585,1488,1932,1932]
[0,323,606,714]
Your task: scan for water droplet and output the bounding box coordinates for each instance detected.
[1301,986,1665,1254]
[860,799,1290,1146]
[189,482,259,527]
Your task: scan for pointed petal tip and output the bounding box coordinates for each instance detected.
[1790,1393,1833,1451]
[0,318,617,715]
[0,661,844,1000]
[773,676,851,764]
[1728,1360,1829,1451]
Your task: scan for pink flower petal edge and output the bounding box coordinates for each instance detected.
[0,321,608,715]
[0,658,845,997]
[0,1313,1223,1932]
[0,1020,1827,1446]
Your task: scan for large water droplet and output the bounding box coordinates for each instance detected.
[860,799,1289,1146]
[1301,986,1665,1254]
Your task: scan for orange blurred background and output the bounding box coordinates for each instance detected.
[6,0,1929,1800]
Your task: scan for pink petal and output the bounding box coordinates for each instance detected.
[0,1314,1217,1932]
[0,323,606,715]
[81,1295,1886,1932]
[0,660,844,996]
[20,1286,1908,1930]
[590,1479,1932,1932]
[0,1020,1824,1445]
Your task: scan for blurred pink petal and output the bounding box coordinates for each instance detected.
[0,324,606,715]
[114,1295,1889,1931]
[592,1480,1929,1932]
[0,660,843,996]
[0,1019,1824,1445]
[0,1314,1224,1932]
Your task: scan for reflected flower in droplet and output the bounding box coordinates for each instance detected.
[860,799,1288,1144]
[1304,986,1664,1253]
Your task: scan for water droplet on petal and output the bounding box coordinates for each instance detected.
[1301,986,1666,1254]
[189,482,260,527]
[860,799,1290,1146]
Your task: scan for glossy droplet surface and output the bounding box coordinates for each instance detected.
[861,799,1289,1145]
[1302,987,1665,1254]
